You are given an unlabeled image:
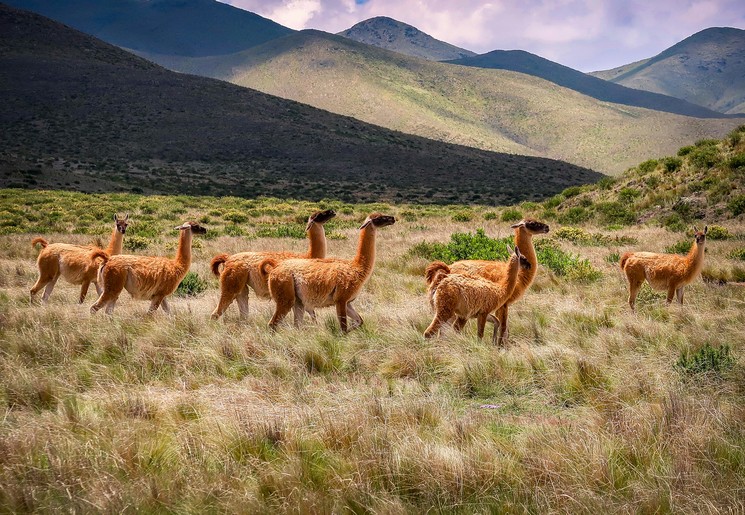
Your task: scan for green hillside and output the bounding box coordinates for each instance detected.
[0,4,602,205]
[591,27,745,115]
[156,30,742,176]
[447,49,728,118]
[552,125,745,237]
[338,16,475,61]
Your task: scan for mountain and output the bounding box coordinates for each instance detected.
[0,4,603,205]
[338,16,475,61]
[2,0,294,56]
[446,49,729,119]
[148,29,742,176]
[590,27,745,115]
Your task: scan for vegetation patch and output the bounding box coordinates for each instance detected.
[676,343,735,377]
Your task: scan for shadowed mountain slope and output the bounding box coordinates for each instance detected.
[149,29,742,175]
[338,16,475,61]
[591,27,745,115]
[2,0,295,56]
[0,4,603,204]
[447,49,730,119]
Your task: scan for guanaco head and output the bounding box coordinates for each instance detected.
[511,219,550,235]
[506,245,531,270]
[306,209,336,231]
[114,213,129,234]
[693,225,708,245]
[175,221,208,235]
[359,213,396,230]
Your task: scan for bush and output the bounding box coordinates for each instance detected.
[543,195,565,209]
[175,272,208,297]
[676,343,735,376]
[688,146,721,169]
[595,202,636,225]
[706,225,731,240]
[554,227,635,247]
[451,210,474,222]
[665,240,692,255]
[729,248,745,261]
[662,156,682,173]
[256,224,306,239]
[535,240,602,282]
[561,186,582,198]
[408,229,511,263]
[596,177,616,190]
[727,152,745,170]
[500,208,522,222]
[677,145,694,157]
[223,210,248,224]
[618,187,641,204]
[482,211,498,220]
[558,207,589,225]
[124,235,149,251]
[637,159,658,175]
[728,195,745,216]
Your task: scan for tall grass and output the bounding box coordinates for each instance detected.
[1,189,743,512]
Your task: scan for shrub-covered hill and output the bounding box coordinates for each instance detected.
[548,125,745,230]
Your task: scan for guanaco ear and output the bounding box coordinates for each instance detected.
[174,222,189,230]
[359,217,372,230]
[515,246,523,258]
[125,213,129,221]
[305,216,315,232]
[506,245,514,255]
[510,220,525,229]
[704,225,708,235]
[113,214,117,222]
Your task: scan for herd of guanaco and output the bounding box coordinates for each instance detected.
[30,211,708,344]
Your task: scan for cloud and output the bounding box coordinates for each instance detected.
[221,0,745,71]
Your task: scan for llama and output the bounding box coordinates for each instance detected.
[209,209,336,320]
[90,221,207,315]
[264,213,396,333]
[424,246,531,343]
[620,226,707,311]
[444,218,550,345]
[30,214,129,303]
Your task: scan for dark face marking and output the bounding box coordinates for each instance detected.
[524,219,550,234]
[309,209,337,225]
[183,221,207,235]
[115,216,129,234]
[370,214,396,228]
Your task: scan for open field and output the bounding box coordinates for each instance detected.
[1,189,743,512]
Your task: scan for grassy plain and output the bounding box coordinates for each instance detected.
[1,187,744,513]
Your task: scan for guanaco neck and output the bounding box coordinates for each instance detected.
[685,239,706,276]
[306,222,327,258]
[353,225,376,274]
[104,225,124,255]
[514,228,538,288]
[175,229,193,270]
[501,256,521,295]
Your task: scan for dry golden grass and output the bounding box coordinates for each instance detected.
[1,199,744,513]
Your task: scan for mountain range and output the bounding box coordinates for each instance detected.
[591,27,745,115]
[0,3,602,204]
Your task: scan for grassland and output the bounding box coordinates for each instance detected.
[1,185,744,513]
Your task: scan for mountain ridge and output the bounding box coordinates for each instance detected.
[338,16,475,61]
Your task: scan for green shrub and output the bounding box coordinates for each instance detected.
[596,177,616,190]
[451,210,474,223]
[595,202,636,225]
[606,252,620,265]
[256,224,306,239]
[124,235,149,251]
[175,272,208,297]
[558,207,589,225]
[482,211,498,220]
[677,145,694,157]
[637,159,658,175]
[689,146,721,169]
[543,195,565,209]
[728,126,744,145]
[662,156,683,173]
[706,225,731,240]
[676,343,735,376]
[223,210,248,224]
[618,187,641,204]
[554,227,635,247]
[727,152,745,170]
[408,229,511,263]
[223,224,246,237]
[695,139,719,147]
[500,208,522,222]
[729,248,745,261]
[662,213,686,232]
[535,240,602,282]
[665,240,692,255]
[561,186,582,198]
[728,195,745,216]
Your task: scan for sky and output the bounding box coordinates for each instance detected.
[219,0,745,72]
